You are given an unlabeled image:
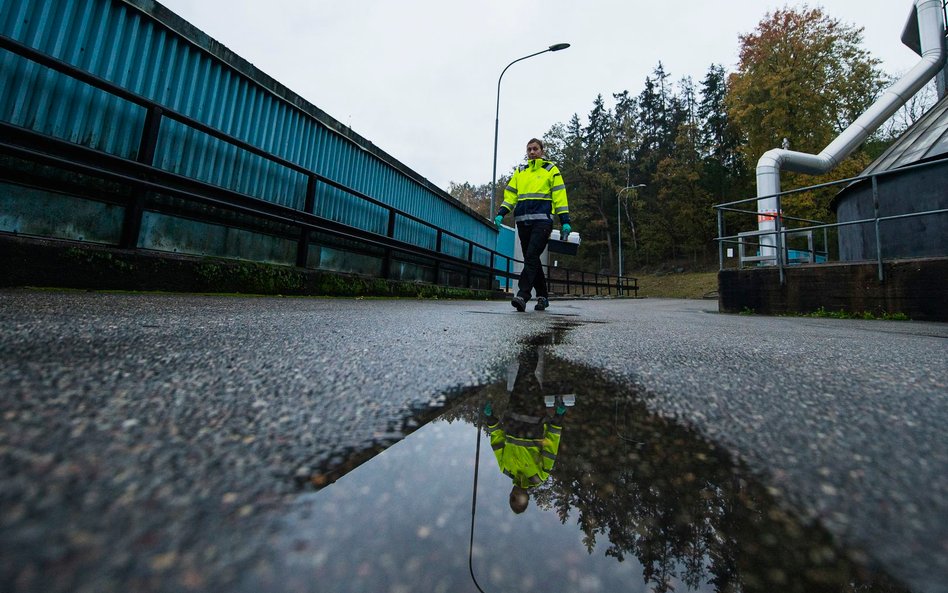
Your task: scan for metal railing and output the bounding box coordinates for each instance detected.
[491,257,637,297]
[714,155,948,284]
[545,268,638,298]
[0,34,623,296]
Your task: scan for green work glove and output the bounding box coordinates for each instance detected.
[484,402,493,417]
[494,215,504,230]
[561,223,571,240]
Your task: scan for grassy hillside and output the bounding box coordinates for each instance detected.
[632,271,718,299]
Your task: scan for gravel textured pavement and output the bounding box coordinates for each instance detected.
[1,289,945,593]
[554,298,948,593]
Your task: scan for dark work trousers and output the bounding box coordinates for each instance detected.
[504,348,549,439]
[516,221,553,302]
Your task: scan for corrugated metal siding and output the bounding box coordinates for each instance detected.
[0,0,499,256]
[0,0,145,158]
[496,226,515,269]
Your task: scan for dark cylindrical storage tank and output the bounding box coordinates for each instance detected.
[832,157,948,261]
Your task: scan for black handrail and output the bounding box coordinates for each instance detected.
[1,122,508,279]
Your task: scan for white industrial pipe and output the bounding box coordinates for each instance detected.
[755,0,947,257]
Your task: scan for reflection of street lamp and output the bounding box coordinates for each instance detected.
[490,43,571,218]
[617,184,646,277]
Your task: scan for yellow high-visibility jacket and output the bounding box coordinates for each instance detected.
[487,419,562,489]
[497,159,570,225]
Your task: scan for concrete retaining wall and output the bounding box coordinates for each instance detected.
[718,258,948,322]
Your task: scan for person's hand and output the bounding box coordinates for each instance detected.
[561,223,571,240]
[484,402,493,417]
[494,215,504,230]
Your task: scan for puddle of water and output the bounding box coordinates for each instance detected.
[240,323,912,593]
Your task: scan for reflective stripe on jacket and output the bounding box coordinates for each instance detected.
[497,159,570,225]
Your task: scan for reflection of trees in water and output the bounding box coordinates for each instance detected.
[447,379,908,593]
[536,415,733,593]
[544,394,906,592]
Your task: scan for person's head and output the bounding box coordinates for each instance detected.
[509,484,530,514]
[526,138,544,161]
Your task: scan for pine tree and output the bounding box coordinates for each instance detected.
[697,64,749,202]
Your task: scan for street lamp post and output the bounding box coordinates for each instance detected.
[490,43,570,218]
[617,184,646,285]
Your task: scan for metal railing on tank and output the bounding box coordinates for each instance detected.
[714,155,948,285]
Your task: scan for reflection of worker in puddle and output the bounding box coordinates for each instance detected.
[483,346,575,513]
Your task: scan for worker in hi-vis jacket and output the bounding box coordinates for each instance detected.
[483,346,569,514]
[494,137,571,313]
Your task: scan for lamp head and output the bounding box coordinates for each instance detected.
[548,43,571,52]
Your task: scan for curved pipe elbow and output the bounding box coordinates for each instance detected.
[755,149,785,198]
[756,149,834,197]
[756,149,784,171]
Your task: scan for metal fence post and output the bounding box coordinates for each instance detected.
[489,252,496,291]
[466,242,474,288]
[382,210,397,279]
[506,258,512,292]
[432,229,443,285]
[775,195,785,286]
[296,175,317,267]
[872,175,885,282]
[121,105,163,249]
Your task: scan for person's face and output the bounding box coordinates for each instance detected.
[526,142,544,160]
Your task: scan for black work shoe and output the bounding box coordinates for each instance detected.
[534,297,549,311]
[511,296,526,312]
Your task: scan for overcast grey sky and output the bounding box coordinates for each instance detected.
[158,0,924,191]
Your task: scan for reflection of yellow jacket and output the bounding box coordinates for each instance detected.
[498,159,570,225]
[487,418,562,489]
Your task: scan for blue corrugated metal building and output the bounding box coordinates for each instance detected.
[0,0,505,285]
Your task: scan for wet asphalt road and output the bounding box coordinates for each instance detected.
[1,289,946,593]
